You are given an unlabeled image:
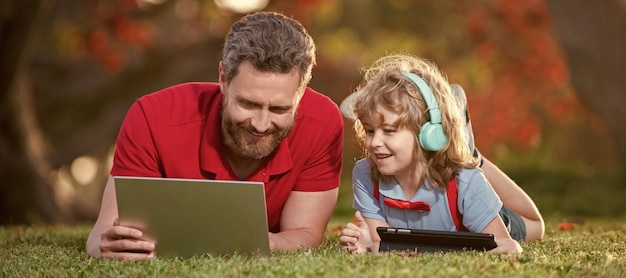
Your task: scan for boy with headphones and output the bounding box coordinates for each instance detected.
[338,54,542,254]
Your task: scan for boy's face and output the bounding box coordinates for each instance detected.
[220,61,301,159]
[362,108,419,177]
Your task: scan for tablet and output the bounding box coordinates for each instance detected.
[376,227,497,253]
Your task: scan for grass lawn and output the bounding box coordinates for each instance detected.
[1,215,625,277]
[2,166,625,277]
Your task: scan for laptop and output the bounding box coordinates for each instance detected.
[114,176,271,258]
[377,227,497,253]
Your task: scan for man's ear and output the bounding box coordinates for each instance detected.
[218,61,226,93]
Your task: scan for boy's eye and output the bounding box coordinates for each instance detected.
[383,129,395,133]
[364,129,374,135]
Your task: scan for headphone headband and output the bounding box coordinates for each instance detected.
[401,71,447,151]
[400,72,441,124]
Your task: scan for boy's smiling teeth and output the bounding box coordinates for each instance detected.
[376,154,392,159]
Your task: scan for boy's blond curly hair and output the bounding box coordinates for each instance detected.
[352,54,480,189]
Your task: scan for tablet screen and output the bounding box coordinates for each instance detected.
[376,227,497,253]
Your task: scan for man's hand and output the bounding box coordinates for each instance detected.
[98,219,156,260]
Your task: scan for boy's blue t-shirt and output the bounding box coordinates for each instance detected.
[352,159,503,233]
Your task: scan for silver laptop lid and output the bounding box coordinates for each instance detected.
[114,176,270,258]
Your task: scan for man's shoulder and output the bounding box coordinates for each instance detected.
[139,82,219,103]
[135,82,221,126]
[298,87,342,123]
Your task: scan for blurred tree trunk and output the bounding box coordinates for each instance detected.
[0,0,224,225]
[0,0,69,224]
[546,0,626,170]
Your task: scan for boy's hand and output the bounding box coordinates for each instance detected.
[489,237,523,254]
[339,211,372,254]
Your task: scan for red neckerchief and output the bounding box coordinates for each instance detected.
[383,198,431,212]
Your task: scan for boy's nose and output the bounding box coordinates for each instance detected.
[369,132,384,147]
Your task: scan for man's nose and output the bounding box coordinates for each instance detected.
[250,110,271,134]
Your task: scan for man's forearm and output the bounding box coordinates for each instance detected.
[86,226,107,258]
[268,228,323,251]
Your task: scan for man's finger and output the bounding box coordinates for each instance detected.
[101,250,155,261]
[101,237,155,255]
[103,226,143,240]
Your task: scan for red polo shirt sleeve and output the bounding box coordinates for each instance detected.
[111,98,163,177]
[289,90,344,192]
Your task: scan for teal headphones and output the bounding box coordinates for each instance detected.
[400,72,447,151]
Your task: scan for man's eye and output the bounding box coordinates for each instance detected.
[270,107,291,114]
[240,101,257,108]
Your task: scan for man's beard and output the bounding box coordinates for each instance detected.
[222,114,293,160]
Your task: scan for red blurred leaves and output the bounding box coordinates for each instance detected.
[102,50,125,73]
[546,97,581,124]
[473,41,497,63]
[517,120,541,147]
[111,16,152,50]
[88,28,110,54]
[463,0,578,154]
[558,222,575,231]
[466,10,488,37]
[65,0,585,153]
[85,0,154,74]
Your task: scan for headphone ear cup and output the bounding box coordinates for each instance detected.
[419,122,447,151]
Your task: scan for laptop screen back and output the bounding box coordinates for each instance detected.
[114,176,270,258]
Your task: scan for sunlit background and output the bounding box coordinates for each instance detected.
[2,0,624,224]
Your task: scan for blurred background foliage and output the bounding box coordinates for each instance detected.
[1,0,624,225]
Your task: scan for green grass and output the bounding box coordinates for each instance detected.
[2,164,626,277]
[1,217,625,277]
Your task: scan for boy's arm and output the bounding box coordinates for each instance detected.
[481,158,545,241]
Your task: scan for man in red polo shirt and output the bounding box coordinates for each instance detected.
[86,11,343,260]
